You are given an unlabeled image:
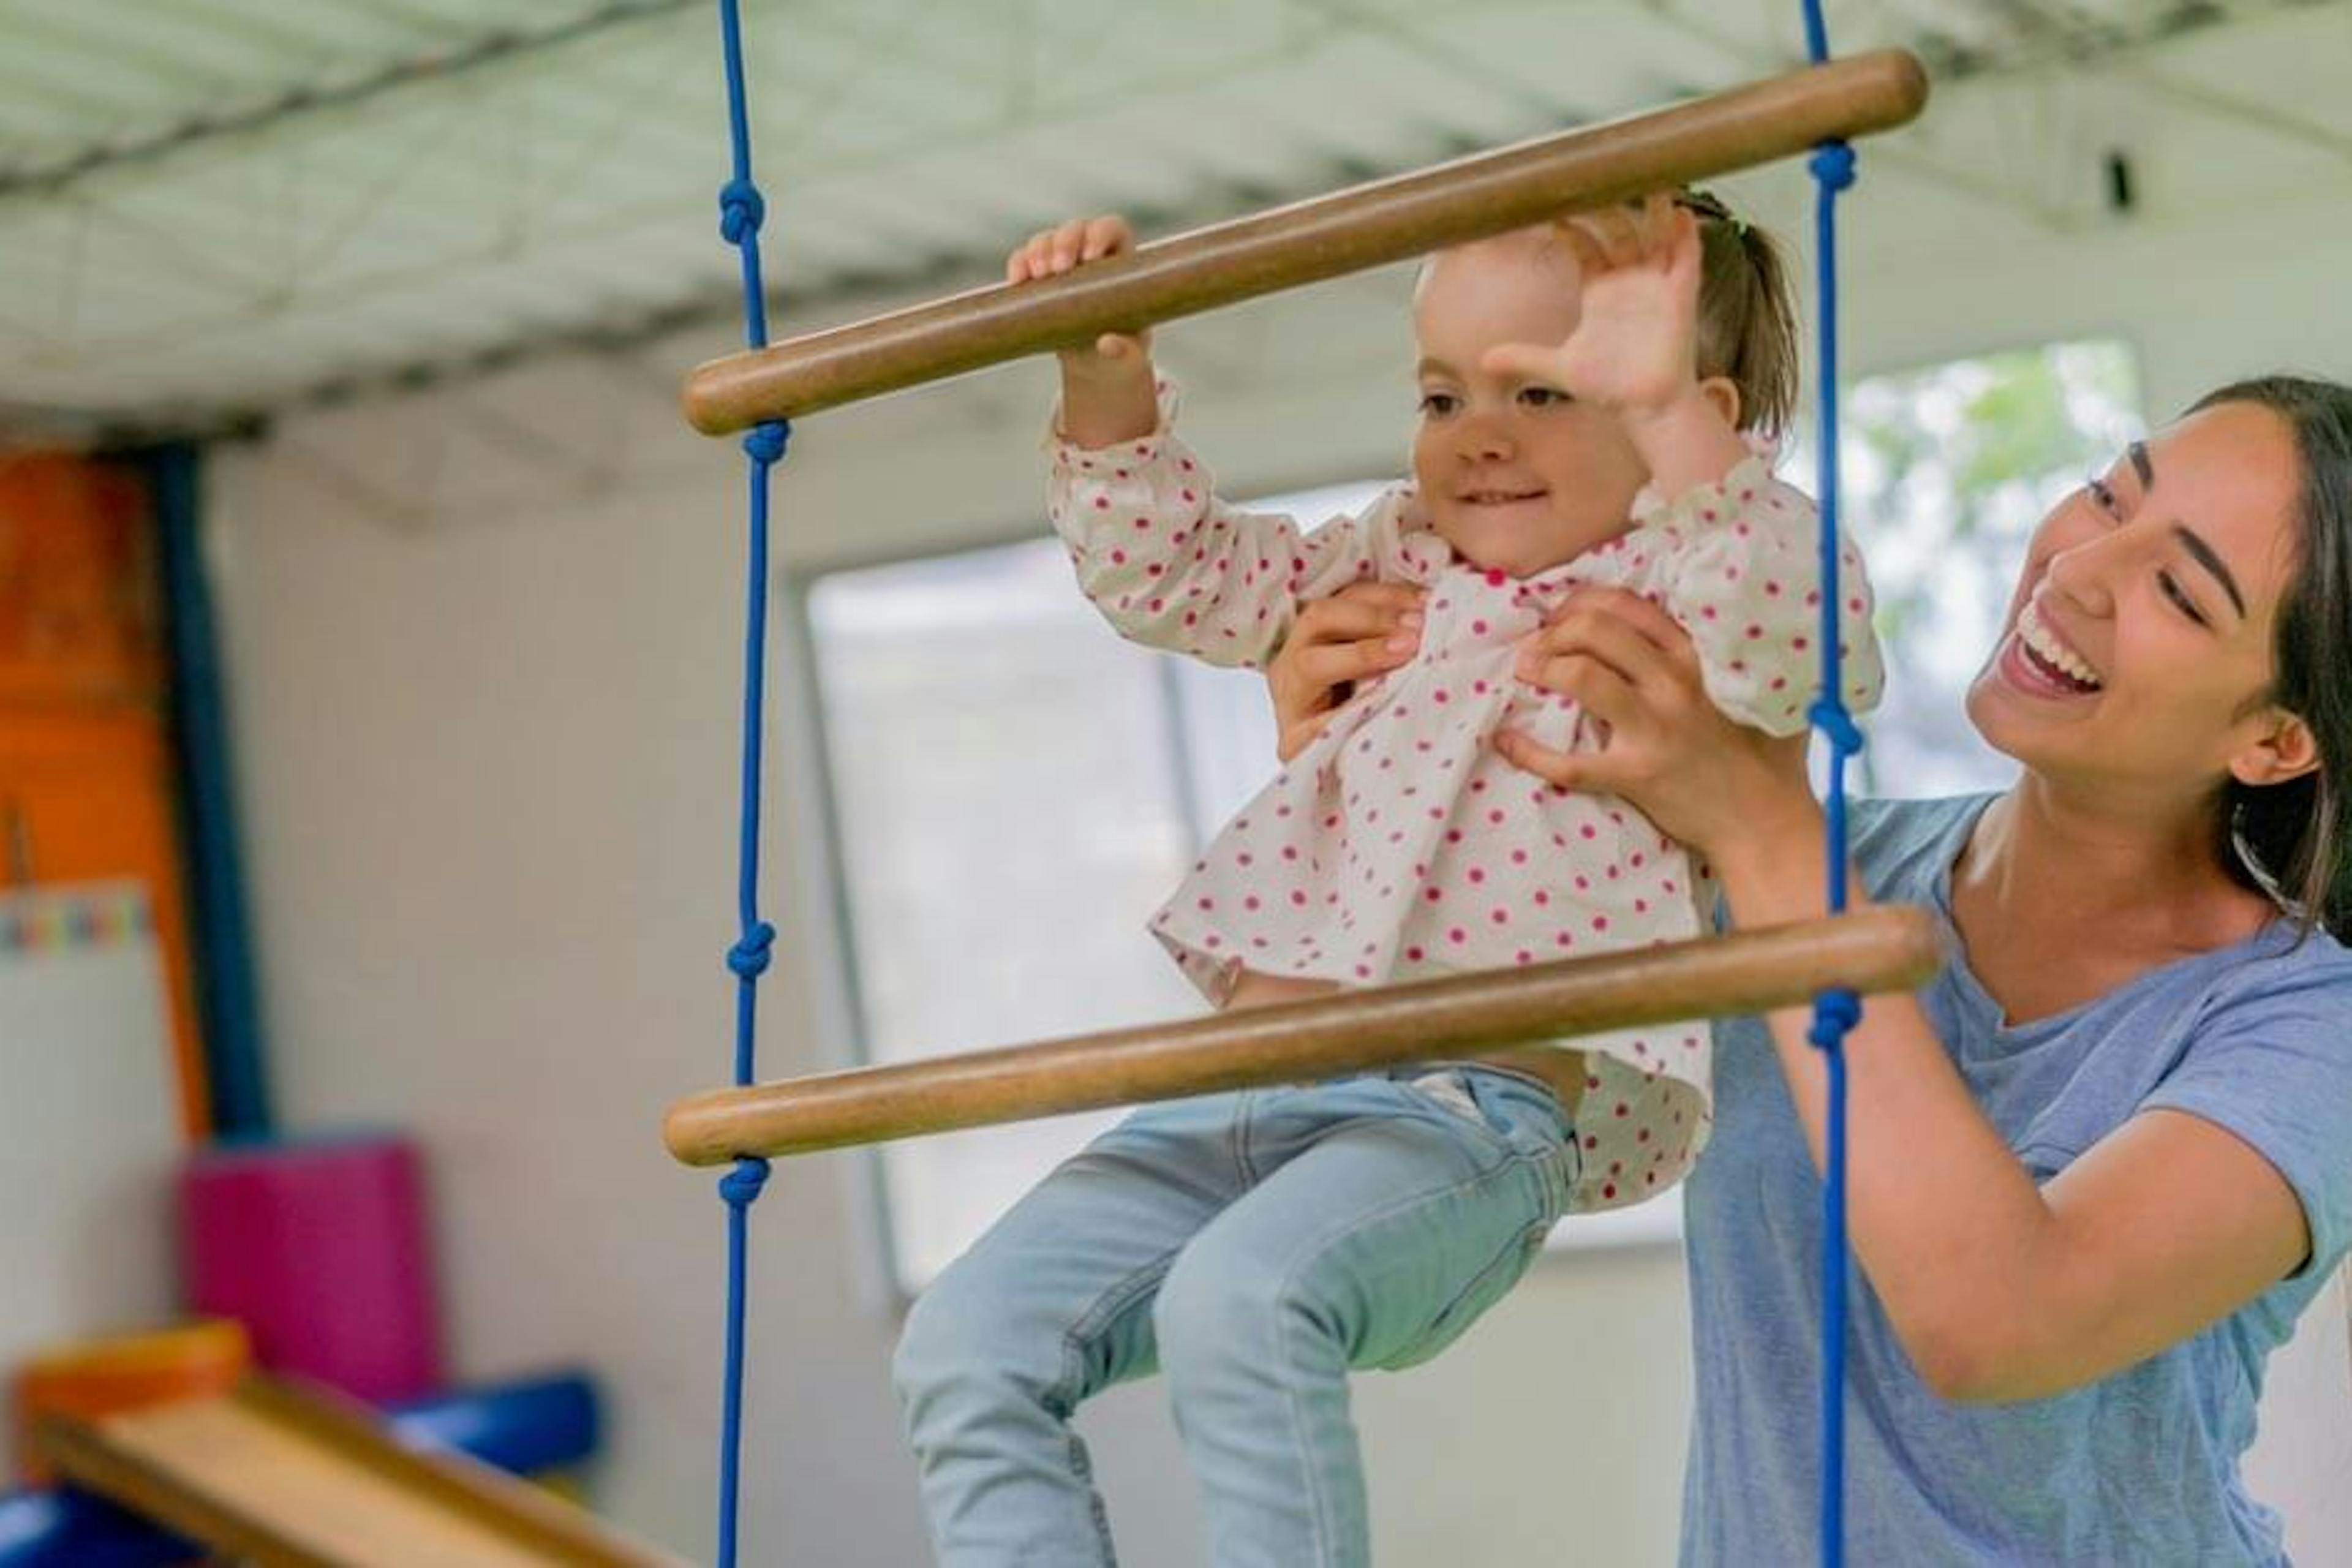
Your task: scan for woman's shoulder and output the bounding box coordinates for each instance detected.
[1841,793,1994,902]
[2199,911,2352,1015]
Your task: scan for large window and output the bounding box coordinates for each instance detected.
[802,485,1384,1292]
[804,339,2143,1294]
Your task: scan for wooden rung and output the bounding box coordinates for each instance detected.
[663,904,1940,1166]
[680,50,1927,434]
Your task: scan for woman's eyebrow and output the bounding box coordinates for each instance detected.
[2133,440,2246,617]
[2173,524,2247,620]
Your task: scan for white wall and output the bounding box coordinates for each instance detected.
[206,174,2352,1564]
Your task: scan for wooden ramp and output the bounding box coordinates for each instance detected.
[36,1375,684,1567]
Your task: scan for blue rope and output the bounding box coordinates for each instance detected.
[690,6,1863,1564]
[1799,4,1861,1566]
[710,2,793,1562]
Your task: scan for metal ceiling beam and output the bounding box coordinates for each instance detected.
[2126,62,2352,164]
[0,0,702,202]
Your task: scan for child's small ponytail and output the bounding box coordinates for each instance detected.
[1684,189,1799,442]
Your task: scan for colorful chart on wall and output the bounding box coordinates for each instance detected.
[0,881,181,1476]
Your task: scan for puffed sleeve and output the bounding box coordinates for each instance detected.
[1648,456,1885,736]
[1046,381,1387,670]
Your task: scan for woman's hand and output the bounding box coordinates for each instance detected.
[1267,583,1425,763]
[1494,586,1813,856]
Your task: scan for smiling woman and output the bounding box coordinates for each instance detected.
[1288,371,2352,1562]
[1969,382,2351,943]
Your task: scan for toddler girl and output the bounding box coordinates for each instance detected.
[893,190,1883,1568]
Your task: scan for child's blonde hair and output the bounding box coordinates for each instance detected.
[1682,189,1799,442]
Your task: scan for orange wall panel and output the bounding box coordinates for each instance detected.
[0,453,208,1139]
[0,453,162,706]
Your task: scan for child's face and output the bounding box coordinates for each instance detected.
[1410,235,1648,578]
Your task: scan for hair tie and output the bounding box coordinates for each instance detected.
[2230,802,2307,918]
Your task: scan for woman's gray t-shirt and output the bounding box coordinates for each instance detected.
[1683,794,2352,1566]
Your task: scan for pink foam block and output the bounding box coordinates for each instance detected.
[176,1134,444,1403]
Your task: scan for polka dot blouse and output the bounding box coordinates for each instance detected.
[1047,383,1885,1210]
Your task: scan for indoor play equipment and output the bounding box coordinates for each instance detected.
[0,1370,611,1566]
[668,3,1931,1565]
[34,1375,679,1567]
[12,1126,649,1561]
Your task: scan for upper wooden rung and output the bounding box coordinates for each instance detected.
[681,49,1928,434]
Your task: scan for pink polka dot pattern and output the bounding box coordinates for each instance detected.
[1049,385,1885,1213]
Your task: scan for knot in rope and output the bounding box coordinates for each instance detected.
[742,420,791,466]
[719,1156,771,1208]
[727,921,775,979]
[718,178,767,243]
[1807,987,1862,1049]
[1808,696,1865,758]
[1809,140,1856,193]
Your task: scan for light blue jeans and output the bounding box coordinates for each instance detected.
[892,1066,1575,1567]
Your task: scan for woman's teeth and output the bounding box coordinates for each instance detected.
[2018,601,2103,692]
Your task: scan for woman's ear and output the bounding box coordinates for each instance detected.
[2228,707,2321,788]
[1698,375,1742,432]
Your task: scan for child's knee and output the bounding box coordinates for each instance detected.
[1154,1241,1325,1378]
[893,1261,1017,1408]
[891,1284,961,1408]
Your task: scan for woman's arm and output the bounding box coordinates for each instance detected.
[1496,588,2309,1402]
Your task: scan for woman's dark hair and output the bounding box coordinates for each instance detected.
[2190,374,2352,941]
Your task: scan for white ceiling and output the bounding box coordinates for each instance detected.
[1,0,2346,440]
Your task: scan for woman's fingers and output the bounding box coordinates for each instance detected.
[1292,582,1425,646]
[1491,726,1634,796]
[1518,644,1650,734]
[1278,592,1423,694]
[1518,590,1699,698]
[1491,728,1577,788]
[1544,586,1695,659]
[1292,628,1411,692]
[1505,589,1706,755]
[1268,584,1426,761]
